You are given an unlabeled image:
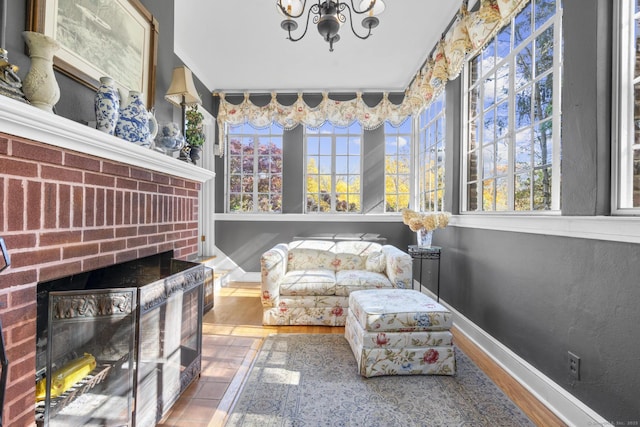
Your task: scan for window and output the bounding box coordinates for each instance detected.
[305,121,362,213]
[614,0,640,212]
[226,123,283,213]
[384,119,412,212]
[463,0,561,212]
[418,92,446,212]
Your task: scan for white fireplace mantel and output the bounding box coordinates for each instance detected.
[0,97,216,183]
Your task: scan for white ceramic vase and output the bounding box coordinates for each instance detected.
[22,31,60,113]
[94,77,120,135]
[416,228,433,248]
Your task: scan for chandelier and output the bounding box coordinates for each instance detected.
[276,0,386,52]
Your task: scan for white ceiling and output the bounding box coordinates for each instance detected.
[173,1,467,94]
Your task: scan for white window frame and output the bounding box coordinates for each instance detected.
[612,0,640,215]
[304,122,363,213]
[417,92,446,212]
[461,0,562,214]
[384,119,413,213]
[225,123,283,213]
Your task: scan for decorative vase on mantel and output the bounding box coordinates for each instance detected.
[416,228,433,248]
[22,31,60,113]
[114,91,157,147]
[94,76,120,135]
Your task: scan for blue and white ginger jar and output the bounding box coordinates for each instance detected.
[94,76,120,135]
[115,90,151,146]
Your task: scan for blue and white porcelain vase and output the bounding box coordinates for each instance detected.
[94,76,119,135]
[115,91,151,146]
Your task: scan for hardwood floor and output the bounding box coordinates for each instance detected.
[159,281,566,427]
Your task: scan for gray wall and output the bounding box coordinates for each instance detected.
[214,0,640,422]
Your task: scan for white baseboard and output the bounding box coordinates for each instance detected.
[433,291,611,427]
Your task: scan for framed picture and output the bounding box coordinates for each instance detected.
[28,0,158,107]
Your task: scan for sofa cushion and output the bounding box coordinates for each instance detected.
[334,270,393,296]
[280,269,336,296]
[365,251,386,273]
[334,253,366,271]
[288,249,336,271]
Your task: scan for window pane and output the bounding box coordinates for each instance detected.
[535,26,554,76]
[514,3,532,47]
[534,121,553,167]
[496,101,509,137]
[516,87,532,128]
[535,0,555,30]
[467,182,478,211]
[515,44,533,88]
[515,173,531,210]
[497,25,512,62]
[533,167,552,210]
[483,144,495,178]
[483,179,495,211]
[496,64,510,102]
[534,74,553,121]
[515,129,532,172]
[496,139,509,172]
[496,177,509,211]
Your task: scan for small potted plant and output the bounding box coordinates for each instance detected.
[185,105,205,164]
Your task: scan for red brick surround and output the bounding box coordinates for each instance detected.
[0,132,201,426]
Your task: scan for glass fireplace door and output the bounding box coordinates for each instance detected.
[39,289,137,427]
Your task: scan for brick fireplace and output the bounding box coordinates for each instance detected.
[0,99,215,426]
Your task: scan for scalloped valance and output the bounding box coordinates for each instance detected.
[216,0,530,144]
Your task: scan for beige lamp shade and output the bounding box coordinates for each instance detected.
[165,66,201,107]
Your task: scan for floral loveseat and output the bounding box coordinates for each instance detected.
[260,240,413,326]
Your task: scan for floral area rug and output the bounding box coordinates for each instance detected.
[225,334,534,427]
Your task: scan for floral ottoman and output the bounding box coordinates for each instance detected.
[345,288,456,377]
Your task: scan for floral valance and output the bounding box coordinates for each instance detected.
[217,91,411,130]
[216,0,530,143]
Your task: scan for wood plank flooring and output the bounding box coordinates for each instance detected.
[158,282,566,427]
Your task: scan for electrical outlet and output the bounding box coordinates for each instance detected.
[568,351,580,380]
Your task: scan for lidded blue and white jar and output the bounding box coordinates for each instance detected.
[115,91,153,146]
[94,76,120,135]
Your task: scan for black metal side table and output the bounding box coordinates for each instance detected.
[408,245,441,302]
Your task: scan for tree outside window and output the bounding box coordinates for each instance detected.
[227,123,283,213]
[306,121,362,213]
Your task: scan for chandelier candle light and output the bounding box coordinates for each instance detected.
[402,209,451,248]
[276,0,385,52]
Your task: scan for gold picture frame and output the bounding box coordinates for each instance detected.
[28,0,158,108]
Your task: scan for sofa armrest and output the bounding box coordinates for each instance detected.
[260,243,289,308]
[381,245,413,289]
